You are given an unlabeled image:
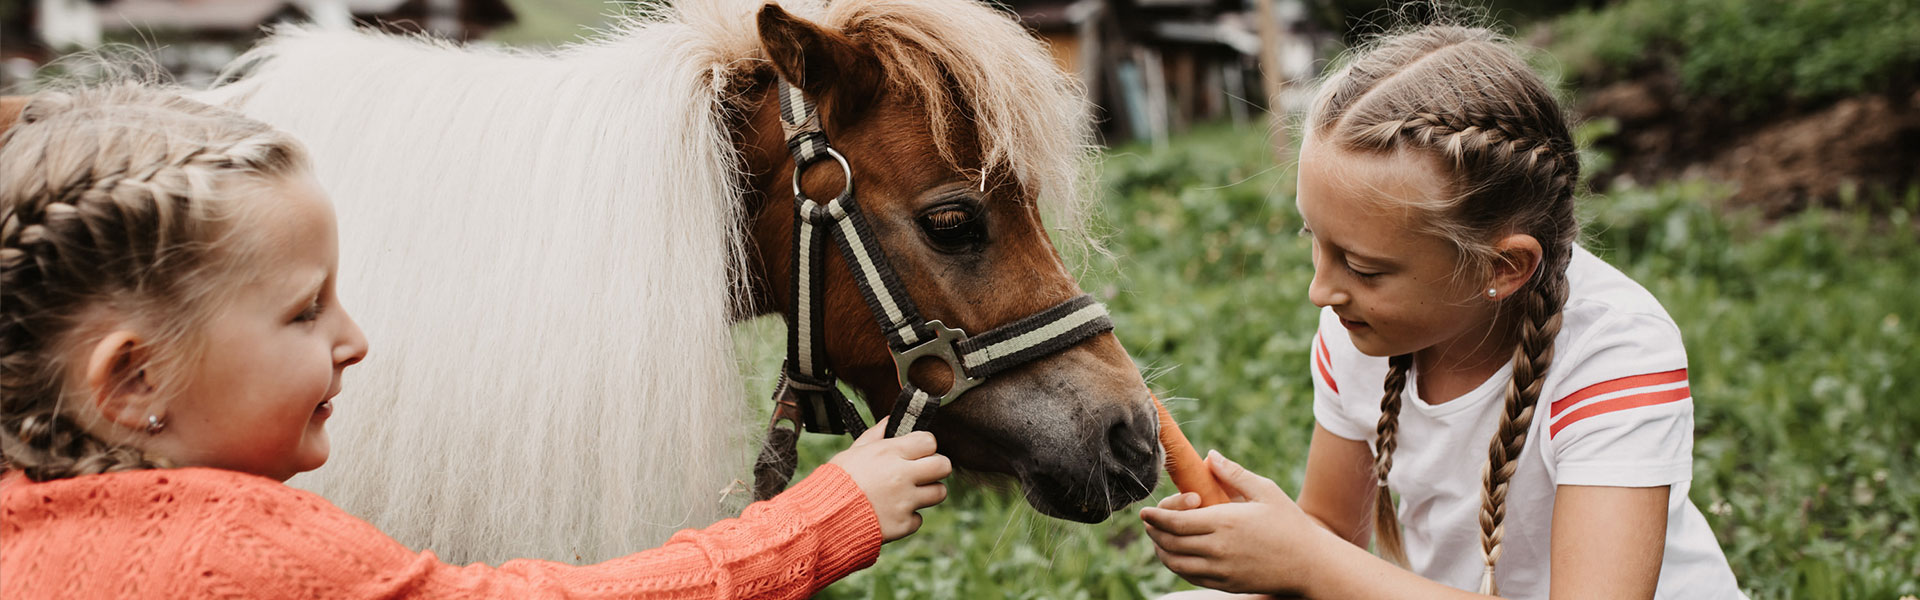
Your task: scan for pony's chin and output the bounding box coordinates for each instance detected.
[1015,464,1160,523]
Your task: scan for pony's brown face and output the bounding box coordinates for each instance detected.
[740,6,1160,522]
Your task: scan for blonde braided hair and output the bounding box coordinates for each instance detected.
[0,83,309,481]
[1372,353,1413,565]
[1308,26,1579,595]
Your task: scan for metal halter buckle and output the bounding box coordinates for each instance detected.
[891,320,984,407]
[791,146,854,205]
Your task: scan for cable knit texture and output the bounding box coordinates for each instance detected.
[0,464,881,599]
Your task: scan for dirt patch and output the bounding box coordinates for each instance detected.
[1580,75,1920,217]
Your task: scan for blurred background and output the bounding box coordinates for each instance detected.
[4,0,1915,597]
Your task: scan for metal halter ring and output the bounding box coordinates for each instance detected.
[791,146,855,205]
[892,320,985,407]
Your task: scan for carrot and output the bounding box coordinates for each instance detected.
[1151,392,1230,507]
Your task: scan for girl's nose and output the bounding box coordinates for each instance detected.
[1307,262,1347,308]
[334,309,369,367]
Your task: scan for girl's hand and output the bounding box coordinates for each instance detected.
[828,417,952,543]
[1140,451,1332,596]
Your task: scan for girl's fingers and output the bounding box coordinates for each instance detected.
[1157,492,1200,510]
[1207,450,1286,504]
[1143,521,1213,557]
[918,482,948,508]
[1140,505,1214,536]
[851,417,890,446]
[892,430,939,458]
[1153,545,1221,581]
[909,453,952,482]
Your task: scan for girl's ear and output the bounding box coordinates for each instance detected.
[83,330,160,432]
[1490,233,1544,297]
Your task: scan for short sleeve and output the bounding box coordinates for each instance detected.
[1544,312,1696,487]
[1311,307,1371,442]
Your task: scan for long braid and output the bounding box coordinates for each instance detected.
[1475,254,1569,594]
[1,83,306,481]
[1309,25,1582,592]
[1372,353,1414,566]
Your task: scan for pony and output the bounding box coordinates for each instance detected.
[168,0,1158,565]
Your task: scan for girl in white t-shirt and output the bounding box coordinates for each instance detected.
[1139,25,1744,599]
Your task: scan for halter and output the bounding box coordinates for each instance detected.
[751,79,1115,499]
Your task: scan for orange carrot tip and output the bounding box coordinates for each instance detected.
[1150,393,1231,507]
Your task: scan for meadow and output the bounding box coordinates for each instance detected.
[736,123,1920,599]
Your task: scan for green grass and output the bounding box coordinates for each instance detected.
[735,124,1920,598]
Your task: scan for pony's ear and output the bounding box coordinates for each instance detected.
[0,96,28,142]
[757,4,881,122]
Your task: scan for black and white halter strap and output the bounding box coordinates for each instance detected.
[766,78,1115,441]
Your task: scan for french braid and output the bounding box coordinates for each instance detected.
[1308,26,1580,595]
[1,83,307,481]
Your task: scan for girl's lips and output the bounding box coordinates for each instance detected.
[1339,317,1369,331]
[313,400,333,420]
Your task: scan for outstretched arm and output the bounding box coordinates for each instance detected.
[196,463,883,599]
[1142,453,1668,599]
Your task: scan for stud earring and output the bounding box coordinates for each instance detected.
[146,414,165,434]
[1486,288,1499,299]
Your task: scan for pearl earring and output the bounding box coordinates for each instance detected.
[1486,288,1499,299]
[146,414,165,434]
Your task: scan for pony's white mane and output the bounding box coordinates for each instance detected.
[202,0,1092,565]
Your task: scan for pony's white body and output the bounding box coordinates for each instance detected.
[204,0,1092,565]
[205,5,770,564]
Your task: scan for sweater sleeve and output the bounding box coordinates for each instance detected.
[193,463,881,599]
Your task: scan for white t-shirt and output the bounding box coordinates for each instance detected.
[1311,246,1744,599]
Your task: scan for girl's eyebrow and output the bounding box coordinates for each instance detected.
[1342,245,1396,266]
[285,272,326,308]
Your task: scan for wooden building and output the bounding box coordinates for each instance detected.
[1009,0,1329,144]
[2,0,515,90]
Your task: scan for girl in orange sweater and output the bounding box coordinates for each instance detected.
[0,83,950,599]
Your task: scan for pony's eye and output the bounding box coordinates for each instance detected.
[916,206,986,252]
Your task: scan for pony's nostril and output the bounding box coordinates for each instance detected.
[1106,409,1155,465]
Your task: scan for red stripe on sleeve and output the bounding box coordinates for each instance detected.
[1549,386,1690,438]
[1314,334,1339,394]
[1550,368,1688,417]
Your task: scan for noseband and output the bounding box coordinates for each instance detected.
[751,79,1115,499]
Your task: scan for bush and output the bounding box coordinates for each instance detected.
[1542,0,1920,115]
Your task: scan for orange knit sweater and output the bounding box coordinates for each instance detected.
[0,464,881,599]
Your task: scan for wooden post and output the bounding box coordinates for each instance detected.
[1254,0,1291,163]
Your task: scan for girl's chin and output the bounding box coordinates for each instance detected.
[1347,330,1412,358]
[291,433,329,477]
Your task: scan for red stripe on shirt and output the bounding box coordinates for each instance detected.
[1314,334,1339,394]
[1549,386,1691,438]
[1550,368,1688,417]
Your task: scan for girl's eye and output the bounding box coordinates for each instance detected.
[294,299,324,323]
[917,206,986,252]
[1346,263,1382,279]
